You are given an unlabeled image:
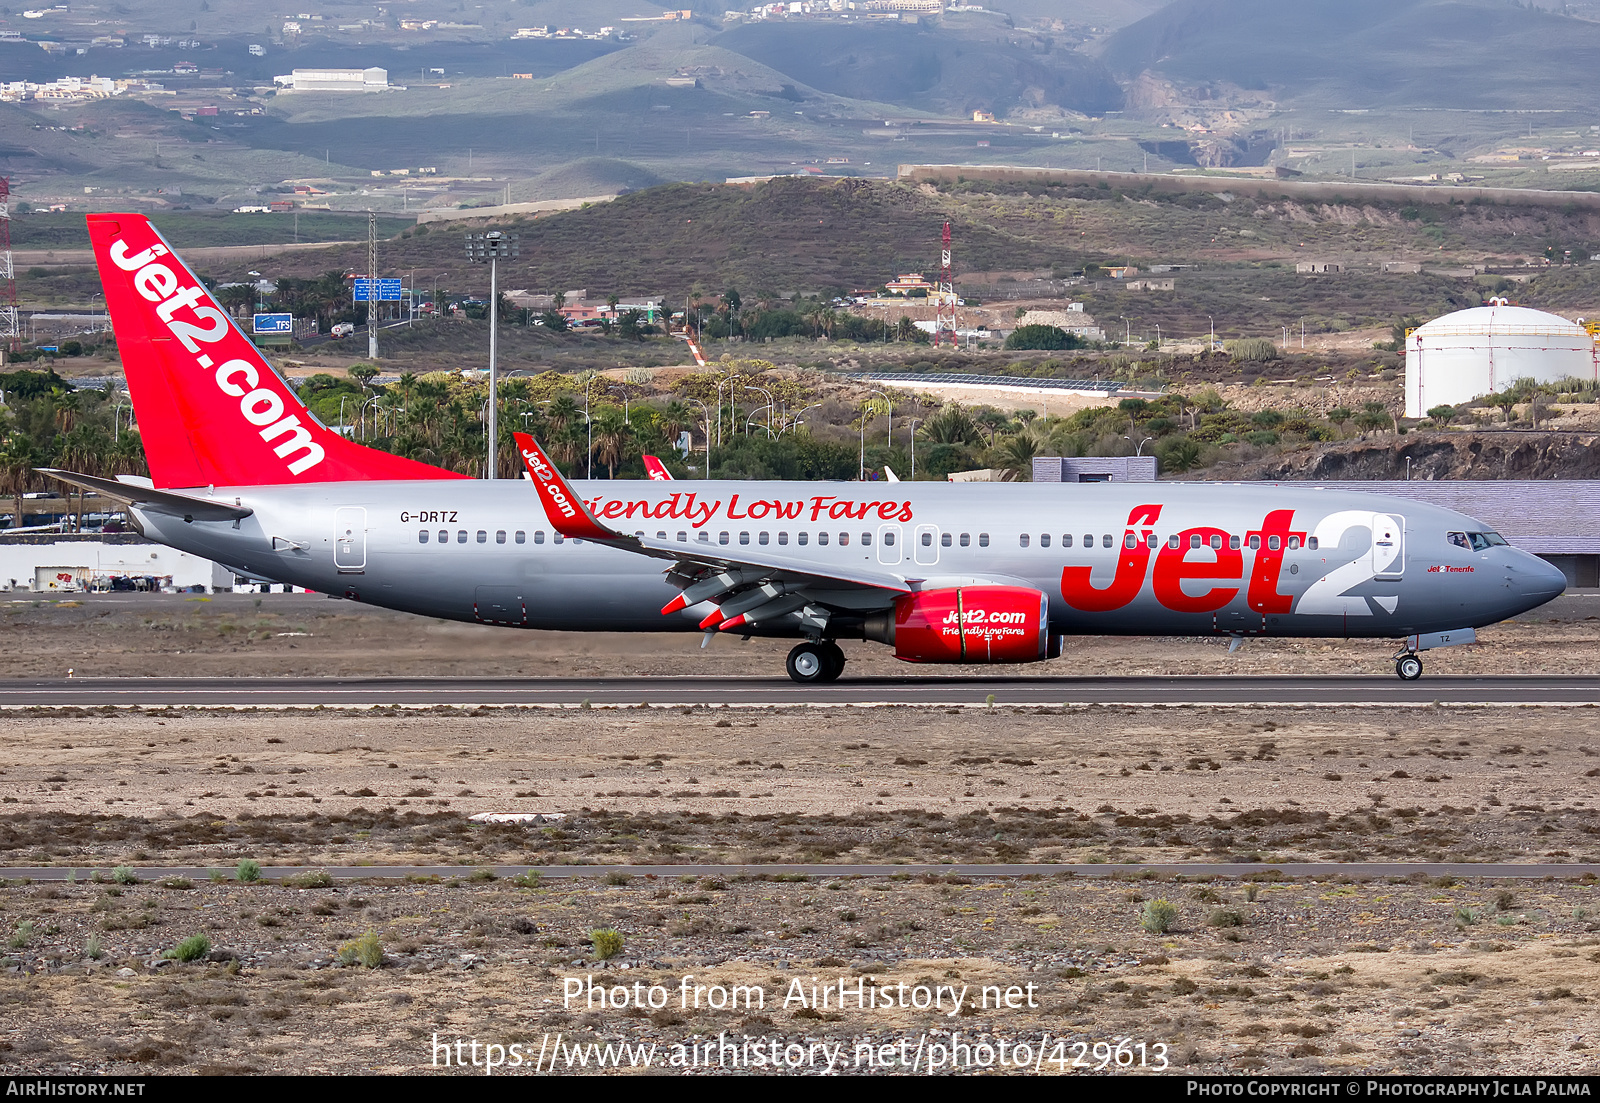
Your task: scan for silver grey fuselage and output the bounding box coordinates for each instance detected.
[128,479,1567,643]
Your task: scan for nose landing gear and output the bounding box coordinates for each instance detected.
[786,640,846,684]
[1395,652,1423,681]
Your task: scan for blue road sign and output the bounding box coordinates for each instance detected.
[353,278,404,302]
[253,313,293,334]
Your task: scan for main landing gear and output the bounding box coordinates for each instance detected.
[786,640,846,684]
[1395,653,1423,681]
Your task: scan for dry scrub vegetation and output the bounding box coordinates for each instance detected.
[2,873,1600,1074]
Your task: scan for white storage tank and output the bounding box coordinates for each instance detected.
[1405,301,1596,417]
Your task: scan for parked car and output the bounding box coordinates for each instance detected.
[331,322,356,337]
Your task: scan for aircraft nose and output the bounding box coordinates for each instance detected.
[1511,551,1567,604]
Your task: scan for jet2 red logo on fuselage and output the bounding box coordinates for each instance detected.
[1060,505,1301,616]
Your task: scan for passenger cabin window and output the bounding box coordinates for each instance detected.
[878,531,890,546]
[515,531,525,544]
[1210,535,1222,550]
[1287,536,1301,550]
[839,533,850,547]
[1124,533,1137,550]
[1062,534,1073,548]
[534,531,545,544]
[1189,534,1201,550]
[657,531,667,540]
[677,531,688,542]
[1229,535,1241,550]
[960,533,971,547]
[496,530,506,544]
[861,532,871,546]
[739,532,750,545]
[457,530,468,544]
[798,532,808,546]
[1019,534,1030,548]
[941,533,952,547]
[1268,536,1280,550]
[818,532,830,546]
[1248,535,1261,550]
[419,530,429,544]
[477,530,487,543]
[697,531,710,544]
[719,532,730,546]
[553,534,564,544]
[1040,534,1050,548]
[759,532,769,545]
[437,530,448,544]
[778,532,788,545]
[1308,537,1319,550]
[1101,534,1112,548]
[979,533,990,548]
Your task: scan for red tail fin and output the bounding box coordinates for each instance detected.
[642,455,673,481]
[87,213,466,488]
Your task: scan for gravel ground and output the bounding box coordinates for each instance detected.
[2,873,1599,1075]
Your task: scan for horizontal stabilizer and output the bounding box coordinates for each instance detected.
[36,468,254,522]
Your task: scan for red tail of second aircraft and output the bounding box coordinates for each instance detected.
[87,213,467,489]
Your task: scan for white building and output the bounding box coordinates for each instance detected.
[1405,302,1597,417]
[0,536,224,592]
[278,67,389,92]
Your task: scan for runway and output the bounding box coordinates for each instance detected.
[3,862,1598,881]
[3,674,1600,708]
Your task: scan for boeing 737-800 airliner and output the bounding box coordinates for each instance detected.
[42,213,1566,683]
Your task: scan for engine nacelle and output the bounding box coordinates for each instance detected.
[866,585,1052,664]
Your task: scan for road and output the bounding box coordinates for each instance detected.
[3,674,1600,707]
[2,863,1596,881]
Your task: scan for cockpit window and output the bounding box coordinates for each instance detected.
[1447,532,1469,550]
[1468,531,1508,550]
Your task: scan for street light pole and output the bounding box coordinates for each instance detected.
[466,230,519,477]
[907,416,921,480]
[861,388,889,480]
[745,385,774,439]
[689,399,712,477]
[787,403,822,436]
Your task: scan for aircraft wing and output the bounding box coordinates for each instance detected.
[514,433,908,634]
[36,468,254,522]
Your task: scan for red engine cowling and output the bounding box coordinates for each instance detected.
[882,586,1051,664]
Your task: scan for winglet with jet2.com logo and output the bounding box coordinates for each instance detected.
[513,432,615,542]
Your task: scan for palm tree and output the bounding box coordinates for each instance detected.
[992,428,1043,482]
[923,403,978,445]
[592,407,631,479]
[53,391,81,434]
[0,433,39,530]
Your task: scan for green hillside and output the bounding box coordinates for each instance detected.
[1101,0,1600,110]
[710,20,1124,117]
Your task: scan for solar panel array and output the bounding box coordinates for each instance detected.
[839,372,1124,393]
